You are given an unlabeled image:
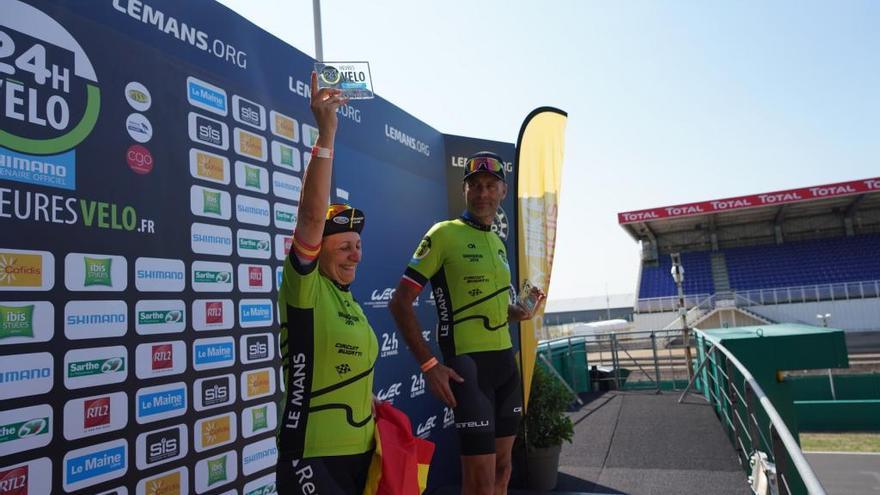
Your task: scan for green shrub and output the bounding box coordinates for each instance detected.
[520,363,575,450]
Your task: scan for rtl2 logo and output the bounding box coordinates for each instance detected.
[84,397,111,429]
[152,343,173,370]
[248,266,263,287]
[206,301,224,324]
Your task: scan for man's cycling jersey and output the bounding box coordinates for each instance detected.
[278,253,378,458]
[402,214,512,358]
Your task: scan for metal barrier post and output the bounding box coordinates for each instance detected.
[612,333,621,390]
[725,358,743,459]
[770,425,789,495]
[651,331,661,394]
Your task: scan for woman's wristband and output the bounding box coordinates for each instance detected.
[420,357,439,373]
[311,145,333,159]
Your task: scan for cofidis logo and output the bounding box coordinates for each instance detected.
[239,299,273,328]
[193,336,235,371]
[64,345,127,390]
[1,1,102,191]
[194,412,236,452]
[135,382,187,424]
[0,352,53,400]
[136,466,188,495]
[63,438,128,492]
[241,367,275,401]
[0,249,54,291]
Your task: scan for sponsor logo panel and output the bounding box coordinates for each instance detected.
[238,299,273,328]
[191,299,234,332]
[240,333,274,364]
[194,412,236,452]
[235,194,271,226]
[0,458,52,495]
[243,472,276,495]
[187,77,228,116]
[125,113,152,143]
[0,146,76,191]
[270,110,298,142]
[135,382,187,424]
[64,300,126,340]
[134,300,186,335]
[189,148,230,185]
[191,223,233,256]
[62,439,128,492]
[273,203,297,231]
[135,340,187,379]
[0,404,52,456]
[190,185,232,220]
[234,128,267,162]
[241,367,275,401]
[271,171,301,201]
[237,264,271,293]
[194,450,237,494]
[193,373,236,411]
[193,336,236,371]
[0,352,53,399]
[234,161,269,194]
[274,234,292,261]
[125,81,152,112]
[135,425,188,470]
[127,144,154,175]
[241,437,278,476]
[97,487,128,495]
[242,402,277,439]
[271,141,300,172]
[63,391,128,440]
[136,465,188,495]
[0,249,55,291]
[232,95,266,130]
[135,257,185,292]
[302,123,319,147]
[1,301,54,344]
[64,346,127,390]
[275,266,283,292]
[236,229,272,259]
[191,261,234,293]
[64,253,127,292]
[188,112,229,150]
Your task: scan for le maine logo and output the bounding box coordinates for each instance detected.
[135,382,187,424]
[63,438,128,492]
[188,76,227,116]
[0,249,55,291]
[239,299,273,328]
[1,0,102,192]
[193,336,236,371]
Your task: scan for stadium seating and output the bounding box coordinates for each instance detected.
[638,250,714,298]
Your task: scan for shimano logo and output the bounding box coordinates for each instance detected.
[192,234,231,245]
[137,270,183,280]
[1,367,51,383]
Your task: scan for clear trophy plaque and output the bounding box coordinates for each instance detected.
[314,62,374,100]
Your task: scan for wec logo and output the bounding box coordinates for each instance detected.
[376,382,402,402]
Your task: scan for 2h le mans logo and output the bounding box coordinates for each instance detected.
[1,1,101,190]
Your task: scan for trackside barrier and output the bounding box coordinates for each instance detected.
[679,336,827,495]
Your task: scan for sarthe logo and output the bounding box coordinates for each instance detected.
[1,1,102,191]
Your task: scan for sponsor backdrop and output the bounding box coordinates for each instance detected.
[0,1,518,494]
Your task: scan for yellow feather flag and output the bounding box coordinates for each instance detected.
[515,107,567,411]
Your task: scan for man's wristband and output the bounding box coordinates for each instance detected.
[420,357,439,373]
[311,145,333,159]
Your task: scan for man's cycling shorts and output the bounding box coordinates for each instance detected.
[447,348,523,455]
[276,450,373,495]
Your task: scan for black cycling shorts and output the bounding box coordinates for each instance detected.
[447,348,523,456]
[276,450,373,495]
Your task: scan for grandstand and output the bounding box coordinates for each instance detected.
[619,177,880,332]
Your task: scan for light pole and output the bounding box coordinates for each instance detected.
[816,313,836,399]
[671,253,694,382]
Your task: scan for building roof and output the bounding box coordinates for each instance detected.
[545,293,635,314]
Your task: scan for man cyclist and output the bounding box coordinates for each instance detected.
[389,151,544,495]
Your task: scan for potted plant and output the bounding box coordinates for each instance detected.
[514,363,575,491]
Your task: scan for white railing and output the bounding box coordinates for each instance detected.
[636,293,711,313]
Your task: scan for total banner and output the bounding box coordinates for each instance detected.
[0,1,515,493]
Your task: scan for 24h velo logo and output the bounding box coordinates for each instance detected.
[1,1,102,190]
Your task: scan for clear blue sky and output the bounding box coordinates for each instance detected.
[218,0,880,302]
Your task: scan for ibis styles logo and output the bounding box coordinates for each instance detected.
[203,189,222,215]
[245,165,261,188]
[251,406,268,431]
[207,455,228,485]
[83,257,112,286]
[68,357,125,377]
[0,304,33,338]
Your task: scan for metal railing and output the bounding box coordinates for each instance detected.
[680,333,827,495]
[636,293,711,313]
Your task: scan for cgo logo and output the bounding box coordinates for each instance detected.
[191,261,234,292]
[191,222,233,256]
[241,367,275,401]
[64,346,127,390]
[188,112,229,150]
[235,161,269,194]
[0,249,55,291]
[1,301,54,344]
[187,77,227,116]
[194,412,236,452]
[126,144,153,175]
[63,439,128,492]
[273,203,297,230]
[194,374,236,411]
[239,299,273,328]
[234,127,267,162]
[237,264,271,293]
[270,110,298,142]
[0,352,53,400]
[195,450,237,493]
[193,336,236,371]
[136,466,188,495]
[271,141,300,171]
[242,437,278,476]
[190,148,230,185]
[135,257,185,292]
[0,404,52,456]
[192,299,234,331]
[135,299,186,335]
[240,333,273,364]
[237,229,272,259]
[233,95,266,130]
[62,391,128,440]
[135,340,186,379]
[242,402,277,439]
[191,184,232,219]
[235,194,271,226]
[135,382,187,424]
[0,458,52,495]
[64,252,127,292]
[272,171,301,201]
[1,0,102,190]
